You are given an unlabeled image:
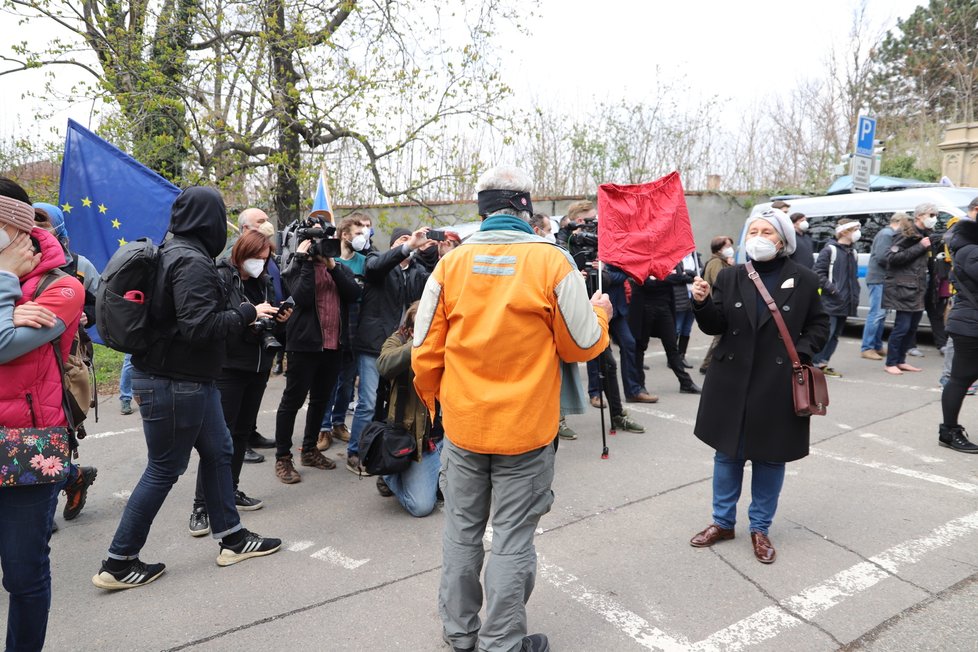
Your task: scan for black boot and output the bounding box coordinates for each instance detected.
[678,335,692,369]
[938,424,978,453]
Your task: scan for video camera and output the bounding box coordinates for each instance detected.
[568,218,599,275]
[296,217,342,259]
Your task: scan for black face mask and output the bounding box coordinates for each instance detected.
[477,189,533,217]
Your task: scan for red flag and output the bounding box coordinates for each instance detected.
[597,171,696,283]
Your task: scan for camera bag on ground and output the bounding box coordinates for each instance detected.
[358,375,417,476]
[95,237,160,354]
[35,270,96,431]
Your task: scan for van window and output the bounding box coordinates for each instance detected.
[809,213,893,255]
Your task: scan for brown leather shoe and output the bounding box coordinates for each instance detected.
[274,455,301,484]
[626,392,659,404]
[751,531,776,563]
[300,447,336,470]
[589,395,606,409]
[332,424,351,442]
[316,429,333,451]
[690,524,735,547]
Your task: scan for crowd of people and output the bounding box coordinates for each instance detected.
[3,165,978,651]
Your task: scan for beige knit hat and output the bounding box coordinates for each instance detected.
[0,195,36,233]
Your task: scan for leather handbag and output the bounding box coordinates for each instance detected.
[745,262,829,417]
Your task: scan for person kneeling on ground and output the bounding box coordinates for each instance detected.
[375,301,443,516]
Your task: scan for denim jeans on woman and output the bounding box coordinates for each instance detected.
[0,483,60,652]
[383,438,443,517]
[860,283,886,353]
[712,449,786,535]
[108,371,241,559]
[886,310,924,367]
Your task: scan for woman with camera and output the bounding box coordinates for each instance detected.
[187,230,290,535]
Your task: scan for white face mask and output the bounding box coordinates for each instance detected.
[923,216,938,230]
[720,246,735,259]
[850,230,862,243]
[543,232,556,244]
[242,258,265,278]
[351,233,370,252]
[0,227,10,253]
[797,220,810,232]
[745,236,780,262]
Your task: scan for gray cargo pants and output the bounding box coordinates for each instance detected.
[439,438,556,652]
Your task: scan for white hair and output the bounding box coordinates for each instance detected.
[475,165,533,194]
[238,207,268,229]
[914,203,938,218]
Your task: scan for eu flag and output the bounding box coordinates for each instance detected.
[58,119,180,272]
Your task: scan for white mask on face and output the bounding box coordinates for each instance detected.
[850,230,862,243]
[0,227,10,253]
[923,216,938,230]
[745,236,780,262]
[242,258,265,278]
[721,246,735,259]
[798,220,810,232]
[543,232,557,244]
[351,234,370,252]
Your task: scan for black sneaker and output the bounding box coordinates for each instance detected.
[521,633,550,651]
[234,490,264,511]
[63,465,98,520]
[92,559,166,590]
[189,506,210,537]
[217,529,282,567]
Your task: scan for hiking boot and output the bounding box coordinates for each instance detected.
[612,413,645,433]
[557,418,578,440]
[63,466,97,521]
[345,454,373,476]
[300,447,336,470]
[316,429,333,451]
[376,476,394,497]
[520,633,550,651]
[938,424,978,453]
[120,398,133,415]
[332,424,351,442]
[243,448,264,464]
[234,490,263,511]
[217,529,282,567]
[92,559,166,590]
[821,367,842,378]
[189,507,210,537]
[274,455,302,484]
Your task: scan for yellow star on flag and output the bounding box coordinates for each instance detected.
[61,202,73,214]
[81,197,92,208]
[111,219,121,229]
[98,203,108,214]
[118,237,127,247]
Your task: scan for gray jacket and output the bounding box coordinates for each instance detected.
[866,226,896,285]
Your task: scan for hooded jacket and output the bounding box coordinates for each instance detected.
[814,238,859,317]
[945,219,978,338]
[134,187,258,381]
[216,260,279,374]
[0,228,84,429]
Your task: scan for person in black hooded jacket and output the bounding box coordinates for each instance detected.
[93,187,282,591]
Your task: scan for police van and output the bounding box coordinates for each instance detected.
[741,185,978,322]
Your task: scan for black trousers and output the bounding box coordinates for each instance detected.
[628,292,693,389]
[275,350,341,459]
[593,347,624,417]
[195,368,270,507]
[942,333,978,427]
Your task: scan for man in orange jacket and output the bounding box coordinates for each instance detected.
[413,166,611,652]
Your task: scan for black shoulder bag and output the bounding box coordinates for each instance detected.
[357,374,418,476]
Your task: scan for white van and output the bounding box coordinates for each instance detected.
[741,185,978,323]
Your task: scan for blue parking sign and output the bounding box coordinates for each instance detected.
[856,115,876,156]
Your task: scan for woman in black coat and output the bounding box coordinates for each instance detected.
[939,209,978,453]
[688,210,828,564]
[882,208,937,374]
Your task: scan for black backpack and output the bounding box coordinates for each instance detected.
[95,238,161,354]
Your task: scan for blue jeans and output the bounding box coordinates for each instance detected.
[108,372,241,559]
[349,353,381,457]
[860,284,886,352]
[675,309,694,337]
[712,449,785,535]
[384,438,443,517]
[886,310,924,367]
[813,315,848,367]
[0,483,60,652]
[322,348,357,430]
[119,353,133,401]
[587,317,643,398]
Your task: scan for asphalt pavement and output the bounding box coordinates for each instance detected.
[8,329,978,651]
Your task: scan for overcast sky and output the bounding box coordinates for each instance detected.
[0,0,925,144]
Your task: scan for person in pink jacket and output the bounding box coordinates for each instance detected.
[0,177,84,652]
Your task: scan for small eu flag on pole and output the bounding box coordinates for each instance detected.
[58,119,181,272]
[310,163,334,222]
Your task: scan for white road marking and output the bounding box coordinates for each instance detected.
[625,405,695,427]
[86,427,142,439]
[310,546,369,570]
[835,423,853,430]
[832,376,940,393]
[112,490,131,500]
[859,433,944,464]
[287,541,315,552]
[811,449,978,494]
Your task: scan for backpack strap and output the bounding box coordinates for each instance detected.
[33,269,70,300]
[827,244,837,286]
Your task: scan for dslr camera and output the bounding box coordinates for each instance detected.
[252,297,295,350]
[296,217,342,259]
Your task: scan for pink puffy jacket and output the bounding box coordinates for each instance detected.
[0,228,84,429]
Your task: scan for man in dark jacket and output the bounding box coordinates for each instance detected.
[812,220,861,377]
[789,212,814,269]
[94,187,282,591]
[347,227,433,473]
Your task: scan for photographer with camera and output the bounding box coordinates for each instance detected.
[186,230,291,535]
[273,214,361,483]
